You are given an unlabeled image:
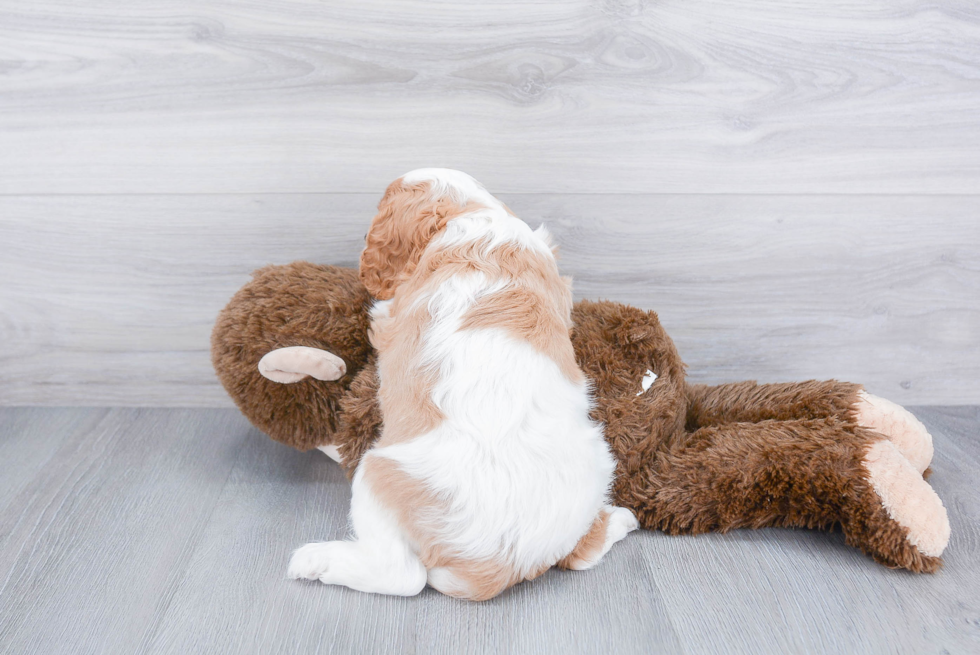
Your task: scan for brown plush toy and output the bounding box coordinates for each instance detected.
[212,262,950,574]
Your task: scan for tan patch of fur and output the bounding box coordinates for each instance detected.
[458,243,582,383]
[556,510,610,570]
[855,391,934,474]
[862,439,950,558]
[374,234,581,384]
[370,301,444,446]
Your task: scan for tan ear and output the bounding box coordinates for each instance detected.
[359,180,476,299]
[359,182,407,300]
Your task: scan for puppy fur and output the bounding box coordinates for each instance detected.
[288,169,636,600]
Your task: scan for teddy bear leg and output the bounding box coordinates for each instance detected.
[626,418,949,572]
[684,380,862,429]
[852,391,933,475]
[855,438,949,563]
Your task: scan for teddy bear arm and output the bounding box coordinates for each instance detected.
[684,380,862,430]
[331,358,383,478]
[624,417,946,573]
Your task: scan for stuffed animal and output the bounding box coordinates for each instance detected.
[212,262,950,574]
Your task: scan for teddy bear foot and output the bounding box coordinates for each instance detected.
[854,391,933,475]
[258,346,347,383]
[857,439,950,571]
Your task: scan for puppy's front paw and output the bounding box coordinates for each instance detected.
[287,542,334,580]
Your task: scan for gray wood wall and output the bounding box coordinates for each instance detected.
[2,0,979,406]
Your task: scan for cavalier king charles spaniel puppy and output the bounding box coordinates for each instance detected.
[288,169,638,600]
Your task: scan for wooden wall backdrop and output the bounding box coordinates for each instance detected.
[1,0,978,405]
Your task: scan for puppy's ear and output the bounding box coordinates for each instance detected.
[359,180,464,299]
[360,180,407,300]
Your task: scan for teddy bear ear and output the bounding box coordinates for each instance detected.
[258,346,347,383]
[627,327,654,344]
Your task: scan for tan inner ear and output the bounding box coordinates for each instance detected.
[257,346,346,383]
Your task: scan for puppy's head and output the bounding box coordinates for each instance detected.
[359,177,475,300]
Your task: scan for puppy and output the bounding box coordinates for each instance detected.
[288,169,638,600]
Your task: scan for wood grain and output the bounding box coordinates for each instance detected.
[0,408,251,655]
[1,194,977,406]
[0,407,977,654]
[1,0,978,194]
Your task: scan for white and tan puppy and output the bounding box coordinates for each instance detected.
[288,169,637,600]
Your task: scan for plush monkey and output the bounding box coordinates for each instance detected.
[212,262,949,573]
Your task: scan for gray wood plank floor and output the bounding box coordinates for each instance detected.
[1,407,977,654]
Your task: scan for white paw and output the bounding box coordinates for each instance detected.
[606,506,640,543]
[287,542,336,580]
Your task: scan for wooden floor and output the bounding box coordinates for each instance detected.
[1,406,977,654]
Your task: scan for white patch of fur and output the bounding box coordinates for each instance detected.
[370,299,393,320]
[402,168,506,212]
[373,328,616,576]
[636,370,657,396]
[432,207,553,259]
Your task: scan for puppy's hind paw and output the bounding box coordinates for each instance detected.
[287,542,334,581]
[607,506,640,541]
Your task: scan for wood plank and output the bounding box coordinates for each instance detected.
[0,407,977,653]
[143,420,683,655]
[0,407,107,518]
[614,406,980,654]
[1,0,978,194]
[0,408,251,655]
[1,193,977,406]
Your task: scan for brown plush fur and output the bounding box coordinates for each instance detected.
[211,263,373,450]
[212,263,943,573]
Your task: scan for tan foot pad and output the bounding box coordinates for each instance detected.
[856,391,934,474]
[863,439,950,558]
